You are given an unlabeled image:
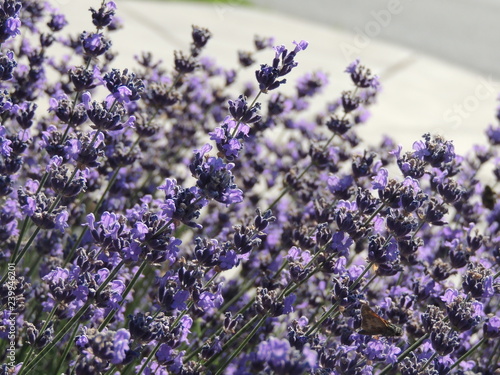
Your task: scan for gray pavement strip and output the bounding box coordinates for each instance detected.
[248,0,500,81]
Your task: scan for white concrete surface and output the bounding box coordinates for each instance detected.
[50,0,498,155]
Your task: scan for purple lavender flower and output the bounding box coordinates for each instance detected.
[462,263,495,298]
[0,51,17,81]
[90,1,117,29]
[69,66,97,92]
[111,328,130,364]
[80,31,112,57]
[49,96,88,127]
[158,178,206,228]
[189,144,243,205]
[328,231,353,257]
[82,92,134,132]
[18,189,69,232]
[76,327,132,366]
[486,123,500,145]
[345,59,379,88]
[228,95,261,124]
[174,51,197,73]
[209,116,250,160]
[372,167,389,190]
[296,71,328,98]
[0,14,21,43]
[413,133,456,169]
[483,316,500,338]
[0,125,13,157]
[256,337,316,373]
[254,35,275,51]
[2,3,499,374]
[47,13,67,32]
[101,68,144,105]
[328,174,354,199]
[191,25,211,49]
[364,340,401,364]
[256,40,308,93]
[443,290,482,332]
[156,344,184,371]
[430,320,460,356]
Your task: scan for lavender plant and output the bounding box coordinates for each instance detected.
[0,1,498,374]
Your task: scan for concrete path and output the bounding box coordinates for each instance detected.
[249,0,500,81]
[51,1,499,156]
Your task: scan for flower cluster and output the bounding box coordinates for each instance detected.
[0,1,498,375]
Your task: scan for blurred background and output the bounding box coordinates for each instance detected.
[248,0,500,80]
[54,0,499,155]
[161,0,499,154]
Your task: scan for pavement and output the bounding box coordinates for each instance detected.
[50,0,499,157]
[249,0,500,82]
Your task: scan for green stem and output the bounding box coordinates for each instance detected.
[306,302,338,336]
[217,275,257,313]
[103,363,117,375]
[98,260,148,331]
[120,359,136,375]
[450,337,486,370]
[361,273,378,292]
[64,136,144,267]
[396,271,404,286]
[378,333,429,375]
[213,314,268,375]
[411,220,425,239]
[9,215,30,264]
[362,203,386,227]
[280,252,330,299]
[18,260,125,375]
[54,323,81,375]
[13,226,41,265]
[230,91,262,138]
[185,296,255,362]
[203,314,260,367]
[11,162,84,270]
[25,253,43,279]
[267,132,337,211]
[267,185,292,211]
[137,341,162,375]
[420,351,438,371]
[488,339,500,369]
[350,261,374,291]
[306,261,374,336]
